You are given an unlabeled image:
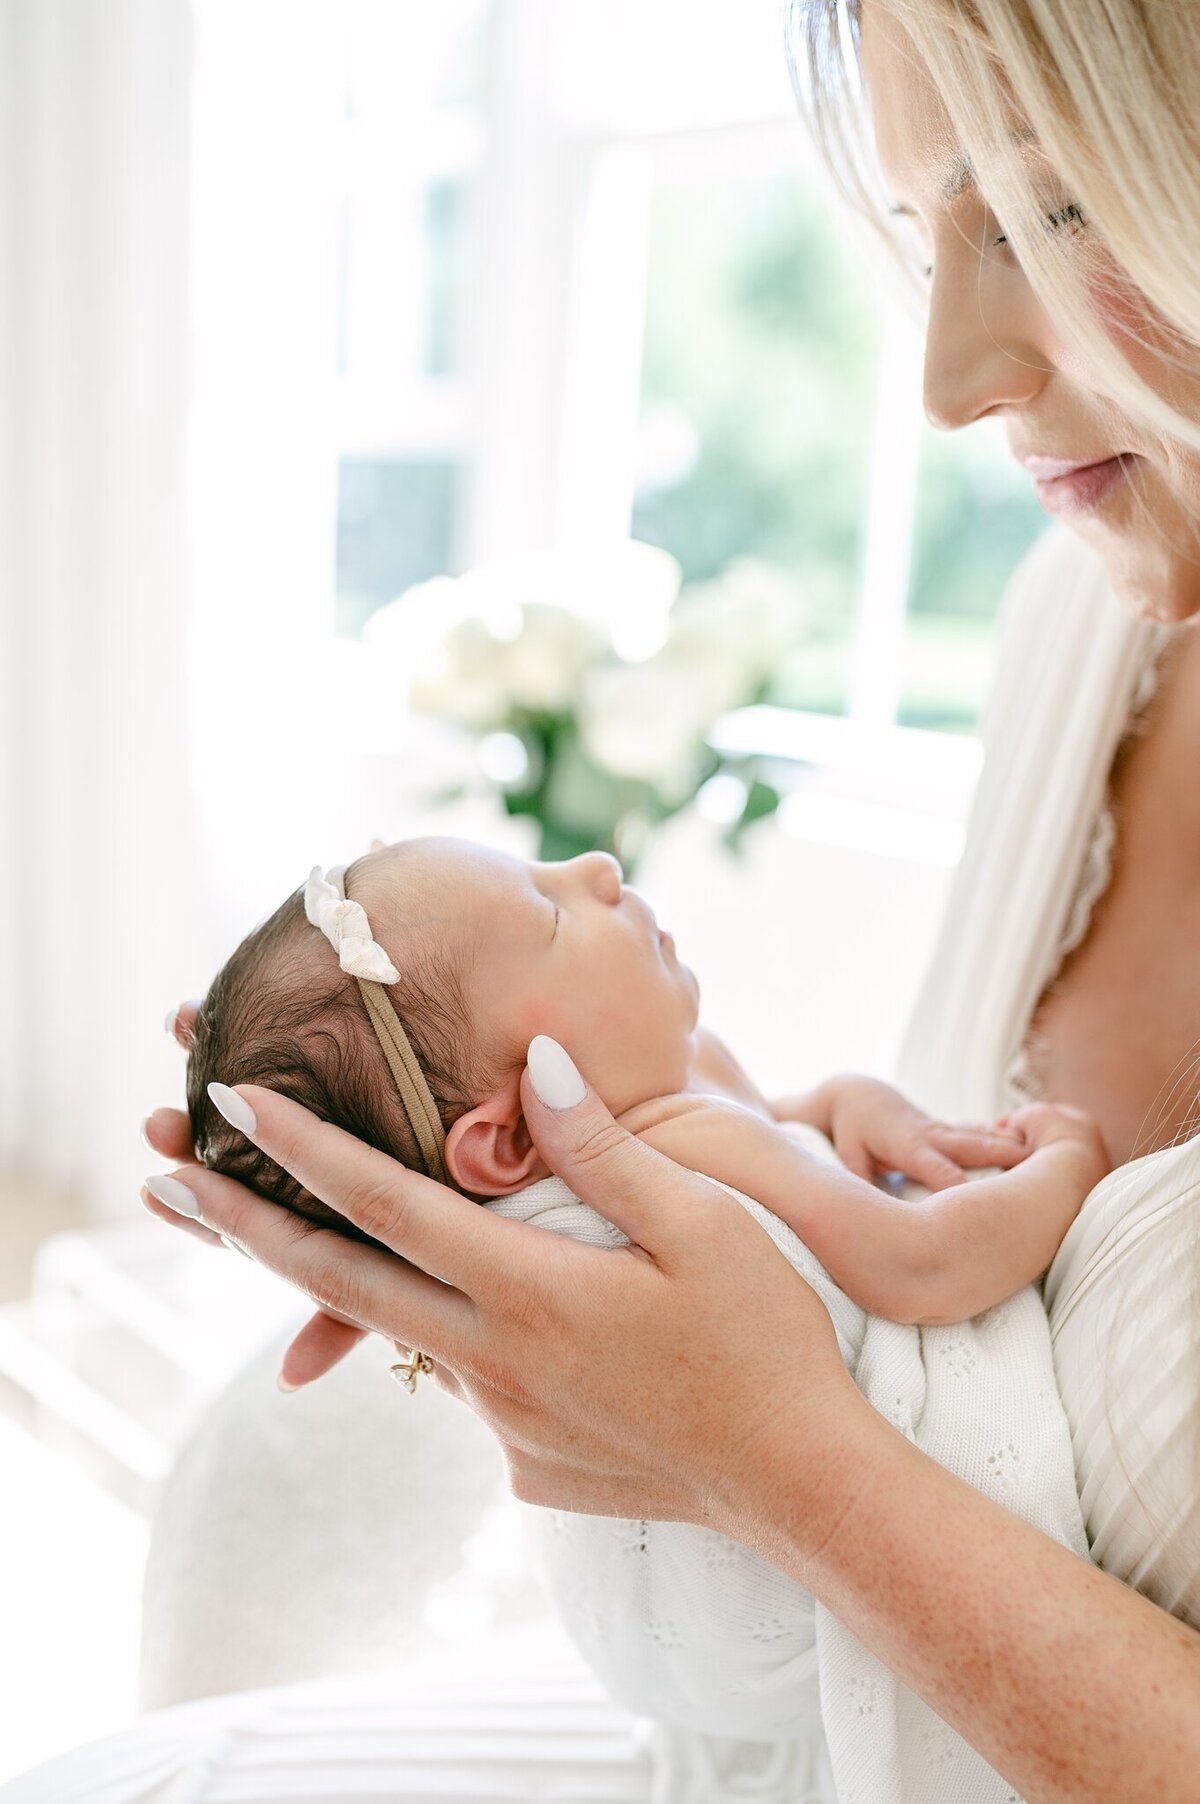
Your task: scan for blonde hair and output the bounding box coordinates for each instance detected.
[786,0,1200,454]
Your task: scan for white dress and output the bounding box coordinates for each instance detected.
[8,529,1198,1802]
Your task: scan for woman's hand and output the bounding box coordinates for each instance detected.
[145,1006,370,1377]
[143,1032,860,1529]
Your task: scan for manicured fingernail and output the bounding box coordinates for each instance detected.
[277,1371,299,1393]
[527,1035,587,1110]
[139,1117,155,1154]
[208,1082,257,1136]
[145,1174,202,1220]
[165,1000,203,1040]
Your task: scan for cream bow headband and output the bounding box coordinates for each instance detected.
[304,864,450,1188]
[305,866,401,984]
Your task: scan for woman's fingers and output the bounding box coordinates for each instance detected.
[140,1184,226,1248]
[213,1083,548,1294]
[143,1105,196,1163]
[166,1001,201,1049]
[142,1159,481,1365]
[278,1311,369,1390]
[519,1036,720,1256]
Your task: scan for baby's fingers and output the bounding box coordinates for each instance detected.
[830,1132,876,1184]
[901,1141,968,1192]
[928,1122,1027,1170]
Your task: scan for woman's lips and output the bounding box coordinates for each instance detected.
[1026,453,1133,518]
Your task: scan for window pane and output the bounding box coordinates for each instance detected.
[423,179,469,379]
[901,419,1046,732]
[335,5,486,638]
[631,166,880,718]
[335,458,461,638]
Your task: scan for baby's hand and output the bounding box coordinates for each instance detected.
[997,1102,1111,1192]
[821,1075,1027,1192]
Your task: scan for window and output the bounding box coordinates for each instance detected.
[332,0,489,635]
[330,0,1048,771]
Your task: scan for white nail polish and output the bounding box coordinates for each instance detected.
[527,1035,587,1110]
[145,1173,202,1220]
[164,1008,180,1037]
[208,1082,258,1136]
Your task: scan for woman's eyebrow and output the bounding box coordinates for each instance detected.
[887,127,1039,217]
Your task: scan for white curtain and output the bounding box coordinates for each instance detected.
[0,0,202,1218]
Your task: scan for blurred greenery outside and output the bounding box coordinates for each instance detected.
[335,159,1047,734]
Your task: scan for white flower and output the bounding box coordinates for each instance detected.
[501,605,604,713]
[665,560,801,713]
[409,617,511,731]
[580,660,707,797]
[363,575,478,672]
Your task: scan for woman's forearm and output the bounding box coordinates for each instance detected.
[722,1399,1200,1804]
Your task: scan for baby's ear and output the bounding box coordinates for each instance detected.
[445,1091,550,1198]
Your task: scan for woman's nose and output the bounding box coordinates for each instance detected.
[922,257,1049,431]
[567,851,623,904]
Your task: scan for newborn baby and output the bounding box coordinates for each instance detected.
[189,836,1107,1327]
[189,837,1101,1794]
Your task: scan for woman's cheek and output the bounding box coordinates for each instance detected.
[1089,259,1200,419]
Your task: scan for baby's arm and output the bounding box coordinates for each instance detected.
[629,1096,1109,1325]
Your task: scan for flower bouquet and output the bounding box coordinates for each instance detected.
[366,540,798,876]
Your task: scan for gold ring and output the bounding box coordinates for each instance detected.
[389,1349,433,1394]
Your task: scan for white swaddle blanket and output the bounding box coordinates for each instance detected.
[487,1121,1089,1804]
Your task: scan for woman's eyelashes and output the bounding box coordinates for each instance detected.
[991,200,1087,251]
[918,200,1085,279]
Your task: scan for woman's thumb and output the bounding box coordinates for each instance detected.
[520,1035,698,1249]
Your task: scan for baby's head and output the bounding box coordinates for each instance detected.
[187,838,699,1226]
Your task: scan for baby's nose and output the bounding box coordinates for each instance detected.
[573,850,623,904]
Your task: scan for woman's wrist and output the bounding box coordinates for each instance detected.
[701,1364,884,1574]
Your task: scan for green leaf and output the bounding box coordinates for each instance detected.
[724,776,781,854]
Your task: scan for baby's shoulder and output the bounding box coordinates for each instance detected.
[616,1089,760,1140]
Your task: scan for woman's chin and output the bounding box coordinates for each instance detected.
[1089,523,1200,624]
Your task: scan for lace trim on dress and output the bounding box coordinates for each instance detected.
[1003,641,1171,1109]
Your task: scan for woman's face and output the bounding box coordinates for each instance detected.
[860,3,1200,623]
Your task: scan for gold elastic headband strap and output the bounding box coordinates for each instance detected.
[353,975,450,1189]
[304,862,451,1188]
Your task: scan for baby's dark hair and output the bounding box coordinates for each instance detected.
[187,876,500,1237]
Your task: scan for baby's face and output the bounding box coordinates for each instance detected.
[356,838,701,1115]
